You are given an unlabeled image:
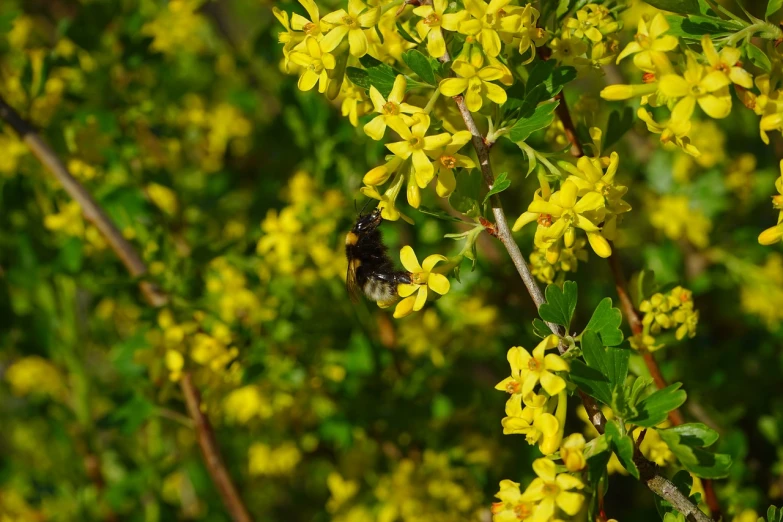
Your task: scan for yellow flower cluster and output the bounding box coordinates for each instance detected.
[529,237,588,284]
[492,457,585,522]
[43,200,107,253]
[552,3,621,71]
[602,16,755,156]
[634,285,698,352]
[5,356,66,400]
[514,136,631,259]
[495,335,569,455]
[739,253,783,329]
[248,442,302,476]
[649,195,711,248]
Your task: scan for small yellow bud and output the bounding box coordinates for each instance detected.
[759,224,783,245]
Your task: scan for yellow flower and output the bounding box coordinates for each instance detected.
[288,36,336,93]
[165,349,184,381]
[600,81,658,101]
[637,105,699,156]
[6,356,65,399]
[326,473,359,512]
[640,292,674,332]
[340,80,373,127]
[394,246,450,318]
[360,174,414,224]
[439,58,508,112]
[634,427,675,467]
[528,179,611,257]
[510,4,545,60]
[423,130,475,196]
[616,13,678,72]
[649,195,711,248]
[386,113,452,191]
[560,433,587,472]
[521,458,585,517]
[659,54,732,119]
[549,31,589,68]
[363,75,419,140]
[146,182,178,215]
[289,0,323,37]
[491,480,535,522]
[701,35,753,89]
[500,398,562,454]
[458,0,520,57]
[495,335,567,402]
[732,509,759,522]
[248,442,301,476]
[413,0,466,58]
[320,0,381,57]
[759,159,783,245]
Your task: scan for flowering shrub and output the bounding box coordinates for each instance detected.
[2,0,783,521]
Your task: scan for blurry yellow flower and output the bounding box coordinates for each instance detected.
[363,75,419,141]
[224,386,272,424]
[521,458,585,517]
[659,54,732,119]
[327,473,359,512]
[289,36,335,93]
[732,509,759,522]
[634,427,675,467]
[6,356,65,399]
[560,433,587,472]
[165,350,184,382]
[248,442,301,476]
[146,182,178,215]
[413,0,465,58]
[439,57,508,112]
[616,14,678,72]
[340,80,373,127]
[649,195,711,248]
[320,0,380,57]
[394,246,450,318]
[44,200,84,237]
[637,105,699,157]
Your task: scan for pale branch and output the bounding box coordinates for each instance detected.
[438,45,714,522]
[0,95,167,308]
[181,373,253,522]
[0,94,254,522]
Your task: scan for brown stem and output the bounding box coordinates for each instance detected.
[0,94,253,522]
[181,373,253,522]
[438,47,713,522]
[555,91,584,157]
[0,95,167,308]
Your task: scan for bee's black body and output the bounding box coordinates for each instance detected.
[345,209,411,303]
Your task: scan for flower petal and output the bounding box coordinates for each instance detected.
[427,272,450,295]
[413,286,428,310]
[659,74,689,98]
[348,28,368,57]
[539,370,566,395]
[439,77,468,97]
[400,245,422,272]
[483,81,508,105]
[555,490,584,516]
[532,457,557,482]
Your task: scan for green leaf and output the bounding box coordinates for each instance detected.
[449,169,481,217]
[403,49,436,85]
[584,298,624,346]
[605,421,639,479]
[745,43,772,73]
[581,331,629,387]
[629,383,687,428]
[346,67,371,90]
[571,360,612,404]
[396,21,419,44]
[527,60,576,100]
[663,423,719,447]
[532,318,552,338]
[657,426,732,478]
[664,14,742,39]
[483,172,511,203]
[654,470,693,518]
[416,205,466,223]
[643,0,701,15]
[585,435,610,521]
[768,0,783,18]
[603,107,635,151]
[538,281,578,328]
[509,101,559,143]
[358,55,400,97]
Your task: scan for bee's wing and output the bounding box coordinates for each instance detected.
[346,260,361,303]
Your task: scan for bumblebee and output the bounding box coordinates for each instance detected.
[345,208,411,305]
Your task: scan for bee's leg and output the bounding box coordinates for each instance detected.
[374,271,412,285]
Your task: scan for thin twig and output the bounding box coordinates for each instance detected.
[438,46,713,522]
[181,373,253,522]
[0,94,253,522]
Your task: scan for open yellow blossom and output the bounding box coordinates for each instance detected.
[509,4,545,60]
[290,0,323,37]
[491,480,535,522]
[560,433,587,472]
[458,0,520,57]
[413,0,466,58]
[422,130,475,196]
[637,104,699,156]
[361,173,414,224]
[320,0,380,57]
[649,195,711,248]
[363,75,419,140]
[616,13,677,72]
[701,35,752,88]
[386,114,452,190]
[521,458,585,517]
[495,334,567,399]
[759,160,783,245]
[394,246,450,318]
[288,36,335,93]
[500,403,561,454]
[659,54,732,119]
[528,179,611,257]
[439,58,507,112]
